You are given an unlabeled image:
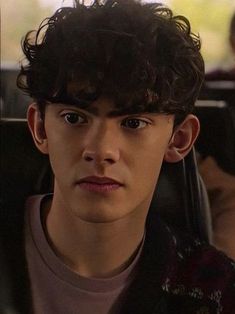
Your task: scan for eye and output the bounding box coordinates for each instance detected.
[121,118,149,129]
[62,112,86,125]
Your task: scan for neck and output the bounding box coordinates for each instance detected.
[43,195,147,278]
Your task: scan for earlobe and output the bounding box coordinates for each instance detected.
[27,103,48,154]
[164,114,200,163]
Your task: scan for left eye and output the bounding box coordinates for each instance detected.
[121,118,148,129]
[62,113,86,125]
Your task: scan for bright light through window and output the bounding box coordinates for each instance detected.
[1,0,234,70]
[39,0,169,10]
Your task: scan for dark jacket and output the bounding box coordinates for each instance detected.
[1,204,235,314]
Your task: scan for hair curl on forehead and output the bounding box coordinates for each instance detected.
[17,0,204,125]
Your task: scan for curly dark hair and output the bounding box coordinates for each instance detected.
[17,0,204,124]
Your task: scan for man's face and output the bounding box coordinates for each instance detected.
[42,97,174,223]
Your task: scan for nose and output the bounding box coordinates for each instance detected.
[82,123,120,165]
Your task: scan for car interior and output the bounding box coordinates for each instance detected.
[1,2,235,312]
[1,70,235,314]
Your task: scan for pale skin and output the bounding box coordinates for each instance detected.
[28,97,200,278]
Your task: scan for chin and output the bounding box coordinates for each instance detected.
[70,204,126,224]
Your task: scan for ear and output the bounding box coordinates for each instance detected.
[164,114,200,163]
[27,103,48,154]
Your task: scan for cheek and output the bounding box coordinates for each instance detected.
[131,136,168,170]
[46,133,81,180]
[128,139,168,193]
[136,154,163,189]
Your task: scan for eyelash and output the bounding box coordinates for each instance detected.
[61,112,87,125]
[61,112,150,130]
[121,118,150,130]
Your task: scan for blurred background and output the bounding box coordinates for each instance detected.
[1,0,235,71]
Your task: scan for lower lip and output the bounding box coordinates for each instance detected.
[78,182,122,193]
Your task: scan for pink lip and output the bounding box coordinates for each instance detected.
[77,176,123,193]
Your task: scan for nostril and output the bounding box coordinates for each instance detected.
[105,158,115,164]
[82,150,119,164]
[82,151,95,162]
[84,156,93,162]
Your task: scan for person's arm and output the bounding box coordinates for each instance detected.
[199,156,235,260]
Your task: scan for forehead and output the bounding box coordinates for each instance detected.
[48,97,149,117]
[73,98,152,117]
[49,74,162,116]
[49,89,162,118]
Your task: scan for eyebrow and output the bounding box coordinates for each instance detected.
[65,102,148,117]
[54,97,157,116]
[82,106,147,117]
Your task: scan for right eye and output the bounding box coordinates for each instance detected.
[62,113,87,125]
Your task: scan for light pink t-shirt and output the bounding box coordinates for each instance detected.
[24,195,144,314]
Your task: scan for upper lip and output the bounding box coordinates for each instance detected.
[77,176,123,185]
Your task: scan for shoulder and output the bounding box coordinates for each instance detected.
[163,229,235,313]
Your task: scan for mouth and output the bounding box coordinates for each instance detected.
[77,176,123,193]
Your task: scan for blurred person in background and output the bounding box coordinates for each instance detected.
[199,11,235,261]
[198,156,235,260]
[205,12,235,81]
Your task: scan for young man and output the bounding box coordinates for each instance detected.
[9,0,235,313]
